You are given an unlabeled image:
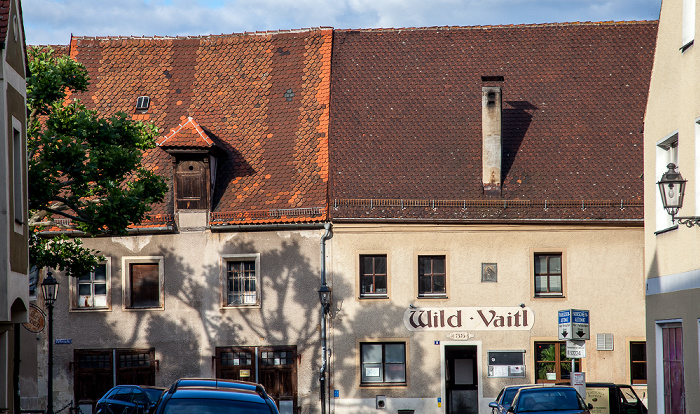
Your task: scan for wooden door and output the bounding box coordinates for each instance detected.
[662,324,685,414]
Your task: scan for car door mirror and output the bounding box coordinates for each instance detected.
[587,403,593,410]
[489,402,499,408]
[507,407,515,413]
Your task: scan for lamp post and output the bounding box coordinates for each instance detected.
[41,271,59,414]
[318,284,331,414]
[657,163,700,227]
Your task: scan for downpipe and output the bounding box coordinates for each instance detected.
[319,223,332,414]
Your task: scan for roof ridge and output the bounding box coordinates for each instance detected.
[72,27,334,42]
[336,20,658,33]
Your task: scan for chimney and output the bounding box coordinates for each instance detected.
[481,76,503,196]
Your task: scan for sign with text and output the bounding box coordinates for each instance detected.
[558,309,590,340]
[404,307,534,331]
[566,340,587,358]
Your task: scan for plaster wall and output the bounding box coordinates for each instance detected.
[644,0,700,412]
[27,228,327,414]
[327,223,646,414]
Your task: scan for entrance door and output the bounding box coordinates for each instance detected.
[445,345,478,414]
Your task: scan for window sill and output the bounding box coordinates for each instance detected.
[681,39,694,52]
[124,306,164,311]
[654,224,678,235]
[70,307,111,312]
[359,383,407,388]
[359,294,389,300]
[534,294,565,299]
[417,295,448,299]
[221,304,262,309]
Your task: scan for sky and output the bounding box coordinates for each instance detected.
[23,0,662,46]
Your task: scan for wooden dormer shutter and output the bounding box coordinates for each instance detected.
[175,159,208,210]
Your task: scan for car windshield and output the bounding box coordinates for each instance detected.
[162,398,272,414]
[516,389,583,412]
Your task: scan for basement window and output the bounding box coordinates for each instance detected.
[136,96,150,111]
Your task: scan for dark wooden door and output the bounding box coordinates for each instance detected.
[662,324,685,414]
[445,345,478,414]
[74,350,113,408]
[216,347,257,382]
[175,160,207,209]
[116,349,156,385]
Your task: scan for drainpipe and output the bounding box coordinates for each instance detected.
[319,223,332,414]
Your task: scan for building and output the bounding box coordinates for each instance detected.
[326,22,656,414]
[0,0,28,413]
[24,29,332,414]
[644,0,700,413]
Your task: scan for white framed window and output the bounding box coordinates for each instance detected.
[683,0,695,50]
[222,254,260,307]
[123,257,164,309]
[71,259,111,310]
[656,132,679,231]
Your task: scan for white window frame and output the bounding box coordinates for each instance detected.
[656,132,679,231]
[221,253,261,308]
[122,256,164,310]
[70,258,111,311]
[683,0,695,50]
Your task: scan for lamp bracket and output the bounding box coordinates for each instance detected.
[674,216,700,228]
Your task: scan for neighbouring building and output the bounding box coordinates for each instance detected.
[0,0,28,413]
[326,22,656,414]
[644,0,700,413]
[23,29,332,414]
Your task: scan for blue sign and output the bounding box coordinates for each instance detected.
[434,341,440,345]
[334,390,339,398]
[55,339,72,344]
[558,310,571,324]
[572,310,589,324]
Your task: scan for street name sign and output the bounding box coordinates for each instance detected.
[558,309,590,341]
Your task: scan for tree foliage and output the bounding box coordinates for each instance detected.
[27,47,168,277]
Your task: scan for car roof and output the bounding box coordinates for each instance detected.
[167,387,268,404]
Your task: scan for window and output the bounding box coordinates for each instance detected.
[360,342,406,385]
[360,255,387,297]
[657,133,679,230]
[535,342,574,384]
[630,341,647,385]
[135,96,150,110]
[73,261,110,310]
[418,255,446,297]
[534,253,562,296]
[222,254,260,307]
[683,0,695,50]
[12,125,23,225]
[123,257,164,309]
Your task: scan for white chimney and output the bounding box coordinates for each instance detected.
[482,84,502,196]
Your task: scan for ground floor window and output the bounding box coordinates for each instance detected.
[360,342,406,385]
[74,348,156,412]
[534,341,574,384]
[215,345,297,414]
[630,341,647,385]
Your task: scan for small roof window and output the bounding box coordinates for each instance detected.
[136,96,150,110]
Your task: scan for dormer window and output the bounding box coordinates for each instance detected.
[136,96,150,111]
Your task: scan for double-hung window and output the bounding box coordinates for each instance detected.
[360,254,387,297]
[418,255,446,297]
[74,262,109,309]
[360,342,406,385]
[223,254,260,307]
[534,253,562,297]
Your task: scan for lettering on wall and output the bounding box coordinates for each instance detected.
[403,307,535,331]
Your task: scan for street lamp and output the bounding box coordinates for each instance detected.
[657,163,700,227]
[41,271,59,414]
[318,284,331,314]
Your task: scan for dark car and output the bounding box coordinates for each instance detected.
[508,386,592,414]
[489,385,542,414]
[585,383,647,414]
[153,378,280,414]
[95,385,166,414]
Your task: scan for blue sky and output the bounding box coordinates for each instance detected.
[23,0,662,45]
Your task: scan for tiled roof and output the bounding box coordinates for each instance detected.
[68,29,332,225]
[328,21,657,222]
[0,1,10,45]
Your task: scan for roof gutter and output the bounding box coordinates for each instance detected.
[209,222,327,232]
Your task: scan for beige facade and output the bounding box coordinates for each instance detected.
[327,223,646,413]
[0,0,28,413]
[644,0,700,413]
[24,227,328,414]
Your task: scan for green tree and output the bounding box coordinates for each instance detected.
[27,47,168,277]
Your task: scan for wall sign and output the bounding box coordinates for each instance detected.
[404,307,534,331]
[23,304,46,333]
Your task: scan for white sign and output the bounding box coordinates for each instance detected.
[558,309,590,340]
[404,307,534,331]
[566,340,586,358]
[571,372,586,399]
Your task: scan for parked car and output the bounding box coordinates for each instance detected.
[153,378,280,414]
[95,385,166,414]
[489,384,542,414]
[584,383,647,414]
[508,385,593,414]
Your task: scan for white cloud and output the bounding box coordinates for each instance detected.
[23,0,661,45]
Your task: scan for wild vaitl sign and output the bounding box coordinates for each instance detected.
[403,307,534,331]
